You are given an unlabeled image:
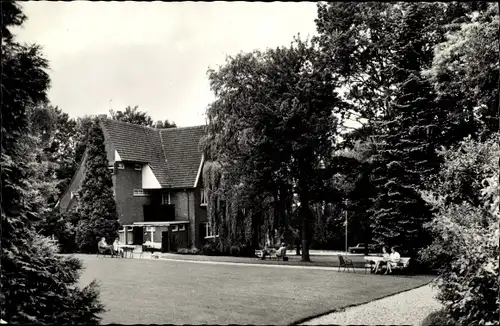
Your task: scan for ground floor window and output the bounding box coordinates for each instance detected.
[204,222,218,239]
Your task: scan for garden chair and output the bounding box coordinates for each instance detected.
[338,255,355,273]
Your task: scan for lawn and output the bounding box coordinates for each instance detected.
[76,254,433,325]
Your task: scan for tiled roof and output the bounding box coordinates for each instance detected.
[100,118,206,188]
[159,126,206,189]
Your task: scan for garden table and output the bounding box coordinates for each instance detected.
[118,244,136,258]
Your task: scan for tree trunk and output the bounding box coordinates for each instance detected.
[301,216,310,262]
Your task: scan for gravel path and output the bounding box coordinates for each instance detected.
[301,283,442,325]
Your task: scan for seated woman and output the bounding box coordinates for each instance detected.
[276,243,287,259]
[113,238,124,258]
[385,247,401,274]
[374,247,390,273]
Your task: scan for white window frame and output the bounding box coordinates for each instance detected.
[200,189,208,206]
[171,225,178,232]
[204,222,218,239]
[117,162,125,170]
[108,164,115,174]
[162,192,171,205]
[134,164,142,171]
[133,189,150,197]
[179,224,186,231]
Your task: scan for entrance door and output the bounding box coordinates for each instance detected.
[133,227,144,245]
[161,231,169,253]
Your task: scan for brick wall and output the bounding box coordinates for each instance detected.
[169,190,197,247]
[114,163,152,225]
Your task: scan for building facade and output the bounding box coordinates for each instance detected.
[59,118,215,250]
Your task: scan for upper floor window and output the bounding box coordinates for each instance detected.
[117,162,125,170]
[134,164,142,171]
[200,189,208,206]
[162,192,171,205]
[133,189,150,197]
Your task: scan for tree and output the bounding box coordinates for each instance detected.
[420,133,499,325]
[314,2,481,145]
[424,2,499,138]
[202,38,342,261]
[109,105,154,126]
[1,2,104,323]
[314,2,482,257]
[75,119,120,253]
[155,119,177,129]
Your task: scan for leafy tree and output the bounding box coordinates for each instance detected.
[1,2,104,323]
[314,2,482,257]
[109,105,154,126]
[424,2,499,138]
[420,133,499,325]
[75,119,120,253]
[203,38,342,261]
[155,119,177,129]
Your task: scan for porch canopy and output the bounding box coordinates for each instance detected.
[123,221,190,228]
[120,221,190,247]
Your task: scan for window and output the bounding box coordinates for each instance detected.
[200,189,208,206]
[134,164,142,171]
[145,226,155,232]
[204,222,218,239]
[179,224,185,231]
[117,162,125,170]
[162,192,171,205]
[171,225,178,232]
[108,164,115,174]
[133,189,150,197]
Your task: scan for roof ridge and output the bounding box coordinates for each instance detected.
[159,124,206,131]
[101,117,158,131]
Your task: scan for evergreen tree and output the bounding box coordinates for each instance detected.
[1,2,104,323]
[75,119,120,253]
[368,4,446,256]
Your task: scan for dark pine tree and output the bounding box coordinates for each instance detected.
[1,2,104,323]
[369,4,443,258]
[75,119,120,253]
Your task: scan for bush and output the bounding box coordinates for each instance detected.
[229,245,240,256]
[420,309,452,326]
[1,232,105,324]
[420,134,499,325]
[201,242,220,256]
[176,248,200,255]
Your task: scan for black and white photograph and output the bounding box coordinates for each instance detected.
[1,1,499,325]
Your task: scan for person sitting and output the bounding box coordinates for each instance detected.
[98,237,115,256]
[385,246,401,274]
[261,244,271,260]
[113,238,124,258]
[374,246,390,273]
[276,243,287,260]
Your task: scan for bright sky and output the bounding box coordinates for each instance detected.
[14,1,319,127]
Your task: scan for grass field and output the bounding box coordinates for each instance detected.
[76,254,433,325]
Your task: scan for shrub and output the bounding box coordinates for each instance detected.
[176,248,200,255]
[420,309,452,326]
[1,232,105,324]
[229,245,240,256]
[201,242,220,256]
[420,134,499,325]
